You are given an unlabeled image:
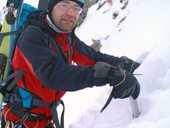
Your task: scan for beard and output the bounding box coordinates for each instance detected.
[54,17,77,32]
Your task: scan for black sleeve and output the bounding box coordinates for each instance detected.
[18,25,107,91]
[73,35,122,66]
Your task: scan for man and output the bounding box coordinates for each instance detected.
[1,0,140,127]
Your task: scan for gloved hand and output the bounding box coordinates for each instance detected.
[108,67,140,99]
[93,62,140,99]
[118,56,140,73]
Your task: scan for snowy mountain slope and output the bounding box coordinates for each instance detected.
[63,0,170,128]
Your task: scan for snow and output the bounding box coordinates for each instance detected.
[1,0,170,128]
[63,0,170,128]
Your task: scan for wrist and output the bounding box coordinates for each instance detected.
[108,67,126,87]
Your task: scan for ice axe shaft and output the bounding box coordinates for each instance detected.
[129,96,140,118]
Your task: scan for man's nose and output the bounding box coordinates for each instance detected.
[65,8,76,16]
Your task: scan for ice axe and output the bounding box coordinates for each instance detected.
[100,86,140,118]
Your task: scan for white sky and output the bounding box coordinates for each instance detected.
[1,0,170,128]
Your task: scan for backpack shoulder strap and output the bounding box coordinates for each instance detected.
[47,34,68,63]
[0,69,24,96]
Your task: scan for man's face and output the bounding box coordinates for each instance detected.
[51,0,82,32]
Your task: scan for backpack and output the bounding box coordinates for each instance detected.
[0,3,38,102]
[0,3,66,128]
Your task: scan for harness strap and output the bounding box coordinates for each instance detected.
[9,89,65,127]
[14,112,30,127]
[50,100,65,128]
[10,99,65,128]
[10,106,53,121]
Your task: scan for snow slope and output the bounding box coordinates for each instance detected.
[63,0,170,128]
